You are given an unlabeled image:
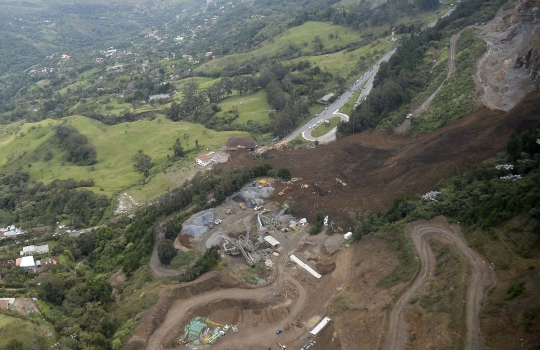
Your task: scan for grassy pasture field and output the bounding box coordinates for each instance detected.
[0,116,249,199]
[196,21,364,72]
[215,90,272,125]
[0,313,55,349]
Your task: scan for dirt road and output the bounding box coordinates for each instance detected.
[396,27,465,134]
[144,265,307,349]
[143,227,313,349]
[384,219,496,350]
[149,219,184,277]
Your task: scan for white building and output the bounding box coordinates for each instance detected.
[196,154,212,167]
[0,225,24,237]
[20,244,49,256]
[20,256,36,268]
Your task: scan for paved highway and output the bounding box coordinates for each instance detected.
[278,48,396,145]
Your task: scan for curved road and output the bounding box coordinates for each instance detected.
[278,48,396,146]
[145,229,312,349]
[302,112,349,143]
[384,223,495,350]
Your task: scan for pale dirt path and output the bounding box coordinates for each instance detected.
[146,228,313,349]
[396,27,467,134]
[145,266,307,350]
[149,218,184,277]
[384,219,496,350]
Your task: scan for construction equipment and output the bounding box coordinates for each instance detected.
[300,184,309,189]
[239,203,246,210]
[204,318,225,327]
[278,186,290,196]
[335,178,347,187]
[219,228,261,266]
[259,179,268,186]
[226,208,232,215]
[277,343,288,350]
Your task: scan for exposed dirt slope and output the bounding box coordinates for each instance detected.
[384,217,496,350]
[227,91,540,228]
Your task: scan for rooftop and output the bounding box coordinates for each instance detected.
[197,154,212,162]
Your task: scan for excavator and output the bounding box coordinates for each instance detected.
[278,186,291,196]
[335,178,347,187]
[277,343,288,350]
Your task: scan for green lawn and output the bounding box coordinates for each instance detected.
[196,21,363,72]
[215,90,272,125]
[0,115,249,198]
[311,117,341,137]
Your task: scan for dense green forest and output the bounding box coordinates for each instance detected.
[0,172,108,228]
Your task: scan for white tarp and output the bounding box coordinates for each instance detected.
[264,236,280,246]
[289,254,321,279]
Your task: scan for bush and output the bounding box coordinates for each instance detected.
[505,280,525,300]
[277,167,292,181]
[157,239,176,265]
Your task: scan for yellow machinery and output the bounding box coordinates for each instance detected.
[335,178,347,187]
[278,186,290,196]
[204,318,225,327]
[277,343,287,350]
[226,208,232,215]
[239,203,247,210]
[259,179,268,186]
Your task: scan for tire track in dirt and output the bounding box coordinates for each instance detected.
[145,267,307,349]
[396,27,468,134]
[384,220,496,350]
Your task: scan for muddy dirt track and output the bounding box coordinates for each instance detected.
[227,91,540,228]
[384,218,496,350]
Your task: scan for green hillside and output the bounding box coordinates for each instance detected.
[0,116,249,199]
[196,21,364,72]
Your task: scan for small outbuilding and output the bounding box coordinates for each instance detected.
[320,93,335,103]
[195,154,213,167]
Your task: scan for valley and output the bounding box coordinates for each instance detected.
[0,0,539,349]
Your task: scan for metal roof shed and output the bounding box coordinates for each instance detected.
[310,317,331,336]
[264,236,280,246]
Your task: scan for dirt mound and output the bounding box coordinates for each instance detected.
[225,91,540,227]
